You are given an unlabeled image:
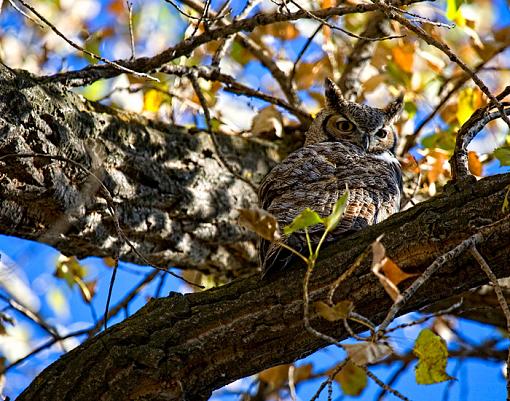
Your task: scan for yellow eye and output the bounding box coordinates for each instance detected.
[326,116,355,136]
[336,120,355,132]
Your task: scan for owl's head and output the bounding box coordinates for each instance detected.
[305,78,404,154]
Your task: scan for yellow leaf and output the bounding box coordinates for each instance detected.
[143,89,164,113]
[47,287,70,318]
[392,43,415,74]
[456,87,482,126]
[315,300,353,321]
[413,329,454,384]
[55,255,87,288]
[332,361,368,396]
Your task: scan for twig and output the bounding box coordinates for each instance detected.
[289,0,403,42]
[378,215,510,334]
[328,245,371,304]
[41,3,387,86]
[211,0,262,67]
[403,44,510,154]
[387,4,454,28]
[0,328,91,375]
[377,232,483,334]
[0,153,203,288]
[126,1,136,60]
[375,362,410,401]
[189,73,258,192]
[364,366,411,401]
[450,92,510,181]
[89,269,160,336]
[0,294,61,346]
[16,0,157,81]
[103,255,119,331]
[309,360,348,401]
[385,298,463,334]
[469,245,510,399]
[371,0,510,135]
[290,22,323,83]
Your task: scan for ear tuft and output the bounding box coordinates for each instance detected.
[324,78,344,109]
[384,93,404,123]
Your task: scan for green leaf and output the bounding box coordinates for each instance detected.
[283,208,323,235]
[315,300,353,321]
[494,146,510,166]
[413,328,454,385]
[333,361,368,396]
[324,189,349,232]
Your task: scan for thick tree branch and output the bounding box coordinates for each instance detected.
[18,170,510,400]
[0,64,275,278]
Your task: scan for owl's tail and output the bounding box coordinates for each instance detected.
[259,236,307,278]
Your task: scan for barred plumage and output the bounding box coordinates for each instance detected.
[259,78,404,274]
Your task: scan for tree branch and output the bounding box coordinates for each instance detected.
[17,170,510,400]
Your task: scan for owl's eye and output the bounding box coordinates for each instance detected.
[376,129,387,139]
[336,120,355,133]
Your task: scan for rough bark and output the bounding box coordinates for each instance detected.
[0,64,278,278]
[18,171,510,401]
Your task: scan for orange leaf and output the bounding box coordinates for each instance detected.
[468,151,482,176]
[392,43,415,74]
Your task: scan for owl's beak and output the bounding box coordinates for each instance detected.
[362,133,370,151]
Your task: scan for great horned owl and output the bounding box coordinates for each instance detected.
[258,78,404,274]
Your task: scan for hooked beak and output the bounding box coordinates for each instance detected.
[362,133,370,151]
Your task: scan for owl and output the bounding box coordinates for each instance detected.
[258,78,404,275]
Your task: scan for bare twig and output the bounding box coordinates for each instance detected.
[371,0,510,135]
[0,328,91,375]
[290,22,323,83]
[16,0,157,81]
[0,294,61,345]
[403,44,510,154]
[103,255,119,331]
[89,269,160,336]
[469,245,510,399]
[309,360,348,401]
[364,366,411,401]
[289,0,403,42]
[378,215,510,334]
[42,3,386,86]
[375,362,410,401]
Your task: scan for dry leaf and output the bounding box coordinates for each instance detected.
[238,208,280,241]
[315,300,353,321]
[372,238,417,301]
[250,106,283,138]
[468,151,482,176]
[332,360,368,396]
[392,43,416,74]
[344,341,393,366]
